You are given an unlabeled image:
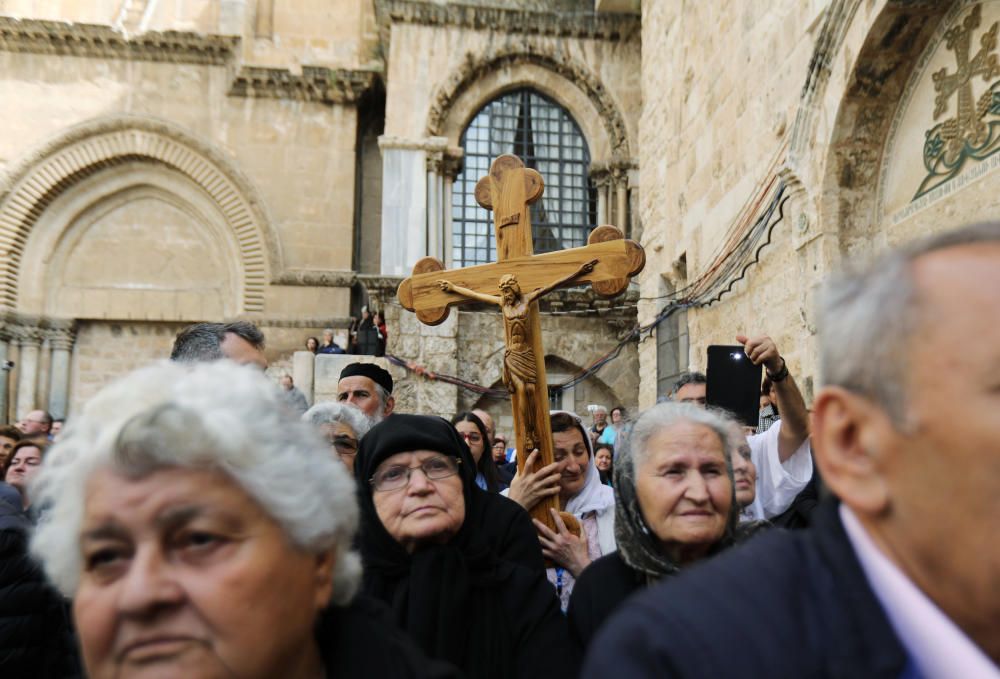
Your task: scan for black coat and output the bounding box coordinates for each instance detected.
[476,491,545,573]
[581,501,913,679]
[567,551,645,652]
[317,595,461,678]
[0,486,81,678]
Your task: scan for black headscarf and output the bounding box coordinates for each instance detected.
[354,414,518,677]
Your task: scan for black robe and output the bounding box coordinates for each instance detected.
[0,485,81,678]
[317,595,461,679]
[356,415,576,679]
[475,491,545,573]
[566,551,646,652]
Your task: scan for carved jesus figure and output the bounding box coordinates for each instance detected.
[438,259,597,450]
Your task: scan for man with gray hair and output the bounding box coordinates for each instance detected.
[582,222,1000,678]
[170,320,267,370]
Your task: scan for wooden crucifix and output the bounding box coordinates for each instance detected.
[397,154,644,533]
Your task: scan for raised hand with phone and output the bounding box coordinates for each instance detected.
[733,334,809,464]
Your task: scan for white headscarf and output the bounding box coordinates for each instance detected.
[551,410,615,517]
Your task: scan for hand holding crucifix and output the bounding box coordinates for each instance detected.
[398,154,644,538]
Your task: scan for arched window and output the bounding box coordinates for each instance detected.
[452,89,595,267]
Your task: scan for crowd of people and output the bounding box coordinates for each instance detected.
[0,222,998,678]
[304,307,389,358]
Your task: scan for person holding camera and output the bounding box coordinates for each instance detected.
[673,334,812,522]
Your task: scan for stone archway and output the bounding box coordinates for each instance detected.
[815,1,956,256]
[0,115,280,313]
[425,46,632,163]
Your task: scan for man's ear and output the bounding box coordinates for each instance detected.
[811,386,892,515]
[312,549,337,611]
[384,395,395,416]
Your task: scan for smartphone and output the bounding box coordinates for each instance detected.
[705,345,762,427]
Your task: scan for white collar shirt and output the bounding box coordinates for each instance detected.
[841,505,999,679]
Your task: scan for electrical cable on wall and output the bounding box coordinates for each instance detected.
[387,173,789,400]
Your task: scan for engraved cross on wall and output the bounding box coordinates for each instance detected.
[932,3,1000,148]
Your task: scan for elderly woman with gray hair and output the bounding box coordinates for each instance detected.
[28,361,457,679]
[567,402,763,651]
[302,401,371,473]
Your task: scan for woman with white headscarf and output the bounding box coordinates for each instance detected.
[506,411,616,610]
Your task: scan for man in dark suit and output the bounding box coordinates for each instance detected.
[582,222,1000,678]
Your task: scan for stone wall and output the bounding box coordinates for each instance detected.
[636,0,1000,408]
[69,321,183,411]
[0,2,378,417]
[381,4,641,163]
[637,0,827,407]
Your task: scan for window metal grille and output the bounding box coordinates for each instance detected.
[452,89,595,267]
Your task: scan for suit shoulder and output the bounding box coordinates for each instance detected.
[584,530,825,678]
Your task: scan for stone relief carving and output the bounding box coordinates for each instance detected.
[229,66,378,104]
[425,44,632,159]
[917,3,1000,198]
[0,16,238,64]
[0,313,74,346]
[378,0,639,41]
[273,270,358,288]
[0,17,377,106]
[0,116,278,313]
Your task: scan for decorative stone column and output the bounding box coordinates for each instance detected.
[14,326,42,420]
[424,141,463,265]
[612,164,629,230]
[47,327,75,420]
[426,146,446,264]
[378,136,464,276]
[590,165,612,225]
[438,151,464,268]
[358,274,405,313]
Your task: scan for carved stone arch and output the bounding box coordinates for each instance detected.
[0,115,281,312]
[425,46,632,162]
[815,0,956,255]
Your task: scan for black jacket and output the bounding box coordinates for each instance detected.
[567,551,645,652]
[476,491,545,573]
[318,595,462,678]
[582,501,912,679]
[0,485,81,678]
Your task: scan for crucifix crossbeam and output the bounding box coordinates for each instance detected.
[397,154,644,534]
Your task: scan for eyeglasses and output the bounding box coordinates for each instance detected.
[370,456,461,492]
[459,432,482,444]
[492,441,506,449]
[331,435,359,457]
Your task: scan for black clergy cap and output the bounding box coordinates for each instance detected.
[339,362,393,394]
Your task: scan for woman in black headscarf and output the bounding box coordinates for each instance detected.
[355,414,576,679]
[567,403,768,652]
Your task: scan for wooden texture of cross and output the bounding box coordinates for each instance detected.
[398,154,644,533]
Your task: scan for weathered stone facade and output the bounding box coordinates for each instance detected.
[638,0,1000,407]
[0,0,639,422]
[7,0,992,424]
